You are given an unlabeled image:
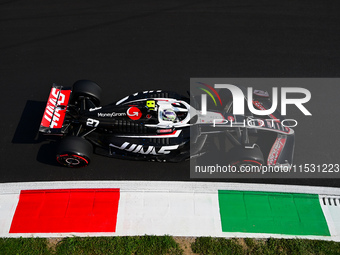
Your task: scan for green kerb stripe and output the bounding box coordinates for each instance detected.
[218,190,330,236]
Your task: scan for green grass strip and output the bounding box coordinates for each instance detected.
[1,236,340,255]
[54,236,182,255]
[192,237,340,255]
[218,190,330,236]
[0,237,51,255]
[0,236,183,255]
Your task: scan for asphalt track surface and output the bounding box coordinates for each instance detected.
[1,0,340,186]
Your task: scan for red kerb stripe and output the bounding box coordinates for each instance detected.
[9,189,120,233]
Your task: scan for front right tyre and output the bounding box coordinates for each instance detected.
[228,145,264,168]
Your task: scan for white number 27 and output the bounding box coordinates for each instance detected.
[86,118,100,127]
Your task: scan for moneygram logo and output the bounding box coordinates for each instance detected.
[98,112,126,117]
[127,107,142,120]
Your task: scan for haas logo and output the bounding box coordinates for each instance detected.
[127,107,142,120]
[41,88,70,128]
[110,142,178,155]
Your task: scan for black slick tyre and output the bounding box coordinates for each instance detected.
[228,145,264,168]
[71,80,102,107]
[56,136,93,168]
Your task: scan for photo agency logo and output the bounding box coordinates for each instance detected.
[198,83,312,127]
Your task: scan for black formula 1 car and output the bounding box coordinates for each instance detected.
[39,80,295,168]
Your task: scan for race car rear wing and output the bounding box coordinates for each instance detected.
[39,84,71,134]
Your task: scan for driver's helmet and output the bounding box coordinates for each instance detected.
[162,109,177,122]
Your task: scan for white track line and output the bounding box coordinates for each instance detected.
[0,181,340,195]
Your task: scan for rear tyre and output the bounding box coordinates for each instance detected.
[228,145,264,168]
[71,80,102,107]
[56,136,93,168]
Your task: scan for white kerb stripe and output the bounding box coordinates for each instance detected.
[115,190,222,236]
[0,194,20,236]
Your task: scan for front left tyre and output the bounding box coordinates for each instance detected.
[56,136,93,168]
